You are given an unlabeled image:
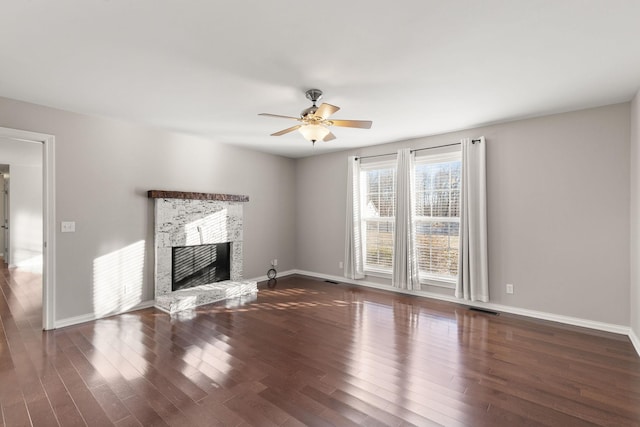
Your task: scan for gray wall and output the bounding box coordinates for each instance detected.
[0,96,296,322]
[0,94,632,328]
[0,138,43,271]
[631,91,640,340]
[296,103,631,326]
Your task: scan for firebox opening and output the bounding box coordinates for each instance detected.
[172,242,231,292]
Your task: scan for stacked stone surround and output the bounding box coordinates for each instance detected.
[149,190,257,313]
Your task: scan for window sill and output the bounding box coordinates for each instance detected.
[419,276,456,289]
[364,270,456,290]
[364,269,392,280]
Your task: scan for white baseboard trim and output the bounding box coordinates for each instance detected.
[630,328,640,357]
[55,271,301,329]
[55,300,155,329]
[292,269,631,337]
[51,271,640,358]
[247,269,298,284]
[153,304,170,314]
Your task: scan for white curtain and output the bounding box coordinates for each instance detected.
[344,156,364,279]
[457,137,489,302]
[392,148,419,290]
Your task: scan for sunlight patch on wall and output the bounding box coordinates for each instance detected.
[184,209,227,245]
[92,240,145,318]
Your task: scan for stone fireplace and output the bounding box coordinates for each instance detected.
[149,190,257,313]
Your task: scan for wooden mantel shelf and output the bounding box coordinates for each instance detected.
[147,190,249,202]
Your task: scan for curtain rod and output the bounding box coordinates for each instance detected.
[354,139,481,161]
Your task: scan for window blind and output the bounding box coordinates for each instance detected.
[414,154,461,281]
[361,165,395,272]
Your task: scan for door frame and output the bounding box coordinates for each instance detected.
[2,171,9,264]
[0,126,55,330]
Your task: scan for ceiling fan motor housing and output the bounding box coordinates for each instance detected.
[305,89,323,104]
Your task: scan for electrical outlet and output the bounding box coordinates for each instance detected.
[61,221,76,233]
[506,283,514,294]
[339,261,344,269]
[272,259,278,267]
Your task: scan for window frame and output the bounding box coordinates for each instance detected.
[356,151,462,287]
[413,150,462,289]
[359,159,397,276]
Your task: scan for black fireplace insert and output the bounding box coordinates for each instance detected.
[171,242,231,291]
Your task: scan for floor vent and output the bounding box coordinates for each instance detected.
[324,280,339,284]
[469,307,499,316]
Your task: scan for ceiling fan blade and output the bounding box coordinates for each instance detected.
[271,125,301,136]
[331,119,372,129]
[315,103,340,119]
[259,113,301,120]
[323,132,336,142]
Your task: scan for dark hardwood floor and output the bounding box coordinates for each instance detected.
[1,262,639,426]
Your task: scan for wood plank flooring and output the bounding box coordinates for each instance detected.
[1,263,639,426]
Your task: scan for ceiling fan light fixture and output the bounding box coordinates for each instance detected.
[259,89,372,144]
[298,124,330,143]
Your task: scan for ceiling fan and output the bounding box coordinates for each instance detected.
[259,89,372,144]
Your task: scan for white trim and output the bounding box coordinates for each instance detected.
[363,269,392,279]
[247,269,297,283]
[479,301,629,335]
[630,328,640,357]
[56,270,299,328]
[43,133,55,330]
[50,269,640,357]
[420,276,456,289]
[293,269,630,336]
[419,268,457,288]
[153,304,170,314]
[0,127,56,330]
[55,300,155,329]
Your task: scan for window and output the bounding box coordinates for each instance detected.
[360,162,396,274]
[356,150,461,284]
[414,152,461,286]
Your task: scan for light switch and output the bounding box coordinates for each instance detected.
[61,221,76,233]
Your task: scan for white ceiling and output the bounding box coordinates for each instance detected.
[1,1,640,158]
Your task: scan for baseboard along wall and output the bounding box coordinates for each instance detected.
[290,269,638,357]
[630,328,640,357]
[54,269,640,359]
[55,300,155,329]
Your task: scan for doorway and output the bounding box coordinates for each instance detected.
[0,127,55,330]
